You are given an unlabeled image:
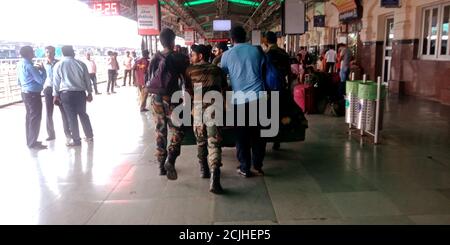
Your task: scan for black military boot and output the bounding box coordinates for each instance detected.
[159,161,167,176]
[164,156,178,180]
[209,168,224,194]
[199,160,210,178]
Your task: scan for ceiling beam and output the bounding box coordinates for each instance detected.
[243,0,269,30]
[216,0,229,19]
[165,0,206,37]
[255,2,282,28]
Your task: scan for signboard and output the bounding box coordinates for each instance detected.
[282,0,306,35]
[198,38,205,45]
[251,30,261,45]
[91,1,120,16]
[314,15,325,27]
[332,0,361,22]
[137,0,161,36]
[207,38,230,43]
[185,29,195,45]
[381,0,401,8]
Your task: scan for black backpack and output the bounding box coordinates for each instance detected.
[146,52,180,96]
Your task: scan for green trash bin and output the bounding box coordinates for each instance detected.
[345,80,361,125]
[356,82,386,132]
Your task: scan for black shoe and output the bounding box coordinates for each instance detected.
[236,169,255,178]
[254,168,265,176]
[84,137,94,142]
[140,109,149,112]
[95,92,102,95]
[46,137,55,141]
[66,141,81,147]
[210,168,224,194]
[200,160,210,179]
[164,159,177,180]
[159,168,167,176]
[29,143,47,150]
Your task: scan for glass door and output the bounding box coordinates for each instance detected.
[383,17,394,84]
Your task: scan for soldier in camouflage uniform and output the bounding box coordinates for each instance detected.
[150,94,185,177]
[185,45,228,194]
[147,28,189,180]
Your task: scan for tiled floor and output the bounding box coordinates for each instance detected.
[0,85,449,225]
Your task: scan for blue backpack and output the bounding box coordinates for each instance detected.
[264,54,283,91]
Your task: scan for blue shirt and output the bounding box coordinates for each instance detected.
[53,57,92,96]
[43,59,59,88]
[221,43,265,104]
[17,59,47,93]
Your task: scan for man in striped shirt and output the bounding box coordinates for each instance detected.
[185,44,228,194]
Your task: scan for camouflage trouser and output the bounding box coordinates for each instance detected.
[193,106,222,170]
[150,94,184,164]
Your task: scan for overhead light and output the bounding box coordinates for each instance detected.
[228,0,260,7]
[183,0,215,7]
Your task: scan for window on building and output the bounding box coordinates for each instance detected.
[421,3,450,60]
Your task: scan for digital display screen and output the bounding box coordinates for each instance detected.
[213,20,231,31]
[91,1,120,16]
[314,15,325,27]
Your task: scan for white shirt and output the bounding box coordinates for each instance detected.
[85,59,97,74]
[123,56,132,70]
[325,49,337,63]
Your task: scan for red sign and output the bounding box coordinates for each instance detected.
[207,38,230,43]
[137,0,161,35]
[91,1,120,16]
[185,29,195,46]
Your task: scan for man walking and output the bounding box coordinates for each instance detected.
[185,44,228,194]
[85,52,101,95]
[53,45,94,147]
[265,31,290,151]
[339,44,352,98]
[221,26,267,177]
[147,28,190,180]
[123,51,133,86]
[212,42,228,67]
[106,51,118,94]
[134,50,150,112]
[325,46,337,73]
[43,46,71,143]
[17,46,47,149]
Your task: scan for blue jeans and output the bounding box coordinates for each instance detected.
[339,67,350,99]
[340,66,350,83]
[234,101,267,173]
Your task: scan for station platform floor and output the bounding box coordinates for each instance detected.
[0,84,449,225]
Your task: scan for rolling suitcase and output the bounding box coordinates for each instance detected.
[293,83,315,114]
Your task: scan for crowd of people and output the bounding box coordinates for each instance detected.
[141,27,302,194]
[17,25,315,195]
[17,45,94,149]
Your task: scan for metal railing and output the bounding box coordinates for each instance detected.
[0,56,117,107]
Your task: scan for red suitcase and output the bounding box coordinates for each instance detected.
[293,83,315,114]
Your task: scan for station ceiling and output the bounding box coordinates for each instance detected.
[80,0,328,38]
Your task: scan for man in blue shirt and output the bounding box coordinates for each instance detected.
[53,45,94,147]
[220,26,267,177]
[17,46,47,149]
[43,46,71,143]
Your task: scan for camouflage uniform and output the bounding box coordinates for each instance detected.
[150,94,184,164]
[193,104,222,170]
[186,62,227,171]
